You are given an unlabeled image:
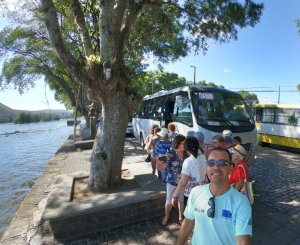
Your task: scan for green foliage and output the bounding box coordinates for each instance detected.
[130,71,187,96]
[14,112,60,124]
[238,90,258,101]
[196,80,224,88]
[297,84,300,93]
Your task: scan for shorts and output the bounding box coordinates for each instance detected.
[166,183,184,204]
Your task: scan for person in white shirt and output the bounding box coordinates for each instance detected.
[172,136,207,207]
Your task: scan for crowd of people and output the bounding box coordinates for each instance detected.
[143,123,252,245]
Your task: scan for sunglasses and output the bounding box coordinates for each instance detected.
[207,159,230,167]
[207,197,215,218]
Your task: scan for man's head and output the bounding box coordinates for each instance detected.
[224,135,233,149]
[211,135,224,148]
[207,147,233,185]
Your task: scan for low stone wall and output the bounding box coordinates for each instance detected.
[45,192,165,241]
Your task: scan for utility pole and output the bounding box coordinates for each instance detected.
[190,66,196,85]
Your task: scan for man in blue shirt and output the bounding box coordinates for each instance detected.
[177,147,252,245]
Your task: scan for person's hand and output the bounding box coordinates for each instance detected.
[156,159,167,171]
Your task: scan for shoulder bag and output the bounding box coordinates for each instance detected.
[239,165,254,205]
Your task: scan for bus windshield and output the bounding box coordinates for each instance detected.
[191,91,254,127]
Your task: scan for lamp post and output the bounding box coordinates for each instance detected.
[190,65,196,85]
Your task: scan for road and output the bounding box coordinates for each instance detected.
[251,145,300,217]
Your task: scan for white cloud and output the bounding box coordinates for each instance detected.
[224,68,231,73]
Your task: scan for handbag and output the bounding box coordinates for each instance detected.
[145,153,151,162]
[239,165,254,205]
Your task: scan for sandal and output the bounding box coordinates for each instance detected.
[162,214,169,225]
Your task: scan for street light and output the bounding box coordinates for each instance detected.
[190,65,196,86]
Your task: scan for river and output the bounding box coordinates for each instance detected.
[0,120,73,238]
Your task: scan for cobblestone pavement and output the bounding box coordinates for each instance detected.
[250,145,300,217]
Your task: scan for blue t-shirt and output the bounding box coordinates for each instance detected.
[166,149,189,186]
[184,184,252,245]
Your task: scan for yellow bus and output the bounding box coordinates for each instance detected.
[253,104,300,149]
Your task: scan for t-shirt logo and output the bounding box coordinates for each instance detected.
[221,209,232,219]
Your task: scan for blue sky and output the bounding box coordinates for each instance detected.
[0,0,300,110]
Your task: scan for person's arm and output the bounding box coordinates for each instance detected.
[172,174,189,207]
[176,218,195,245]
[236,235,251,245]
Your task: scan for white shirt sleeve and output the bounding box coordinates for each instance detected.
[181,157,191,176]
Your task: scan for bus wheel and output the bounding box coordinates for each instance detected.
[140,133,145,149]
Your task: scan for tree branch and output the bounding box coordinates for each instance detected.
[71,0,94,57]
[40,0,88,84]
[113,0,128,36]
[116,0,144,62]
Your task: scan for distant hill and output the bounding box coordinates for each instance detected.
[0,103,73,124]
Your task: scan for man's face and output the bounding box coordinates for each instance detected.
[211,139,224,148]
[207,150,232,185]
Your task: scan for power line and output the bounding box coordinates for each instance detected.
[231,90,298,92]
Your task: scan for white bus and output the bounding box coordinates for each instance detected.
[133,86,257,164]
[253,104,300,150]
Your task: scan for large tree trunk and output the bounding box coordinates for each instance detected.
[89,88,129,192]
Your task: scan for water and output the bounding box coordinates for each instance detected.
[0,120,73,238]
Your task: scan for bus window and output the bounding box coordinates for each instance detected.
[192,92,253,127]
[261,108,275,123]
[173,93,193,126]
[295,109,300,126]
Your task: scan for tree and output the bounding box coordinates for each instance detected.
[196,80,224,88]
[297,84,300,93]
[238,90,258,101]
[131,71,187,96]
[1,0,263,192]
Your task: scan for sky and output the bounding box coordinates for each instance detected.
[0,0,300,110]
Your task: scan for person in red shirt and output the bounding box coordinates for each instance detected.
[229,144,249,191]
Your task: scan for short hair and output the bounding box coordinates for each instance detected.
[168,122,176,132]
[150,124,159,135]
[207,147,232,163]
[233,136,242,144]
[172,134,186,149]
[224,135,233,145]
[212,135,224,143]
[184,137,199,158]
